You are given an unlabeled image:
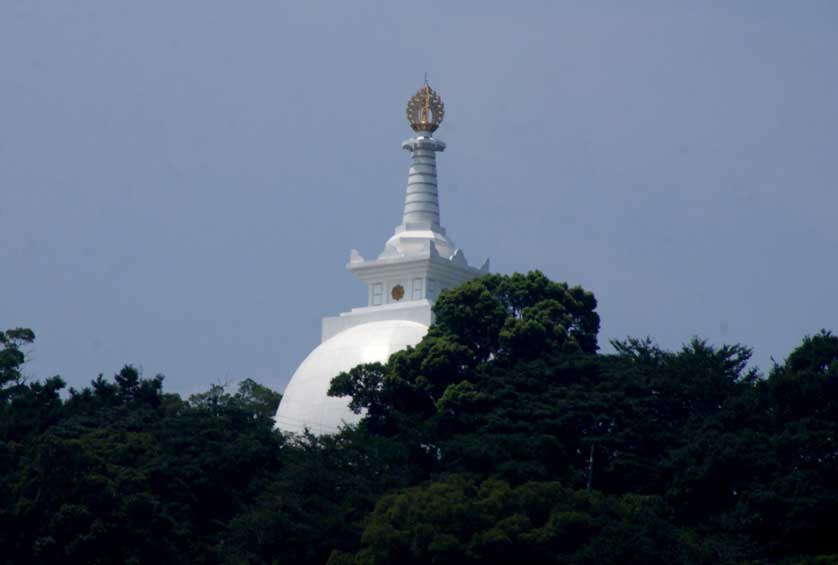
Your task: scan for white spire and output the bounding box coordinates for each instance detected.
[400,135,445,230]
[346,80,488,311]
[372,82,456,259]
[381,133,456,260]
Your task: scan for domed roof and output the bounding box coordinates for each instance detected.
[274,320,428,435]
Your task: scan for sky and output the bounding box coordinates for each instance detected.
[2,1,837,397]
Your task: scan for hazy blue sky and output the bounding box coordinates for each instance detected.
[2,1,836,396]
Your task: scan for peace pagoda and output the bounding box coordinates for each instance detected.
[274,83,488,434]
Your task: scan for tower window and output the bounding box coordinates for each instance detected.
[412,278,424,300]
[372,283,383,306]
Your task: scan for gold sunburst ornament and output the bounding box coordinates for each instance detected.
[406,81,444,133]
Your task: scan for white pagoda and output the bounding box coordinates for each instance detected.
[274,83,488,435]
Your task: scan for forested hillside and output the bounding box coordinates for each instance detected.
[2,272,837,564]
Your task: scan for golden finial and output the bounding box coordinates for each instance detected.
[406,78,444,133]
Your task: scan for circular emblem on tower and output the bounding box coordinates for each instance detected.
[406,81,444,133]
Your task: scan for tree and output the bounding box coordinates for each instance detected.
[3,303,838,563]
[341,475,733,565]
[329,271,600,433]
[0,328,36,398]
[0,361,286,564]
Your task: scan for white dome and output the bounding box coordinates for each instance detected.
[274,320,428,435]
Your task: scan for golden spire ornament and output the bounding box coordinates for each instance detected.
[406,79,445,133]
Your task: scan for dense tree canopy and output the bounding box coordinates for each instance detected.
[1,272,837,564]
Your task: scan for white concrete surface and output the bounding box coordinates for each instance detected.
[274,320,427,435]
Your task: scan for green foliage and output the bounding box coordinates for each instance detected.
[0,353,284,564]
[329,271,600,434]
[355,475,723,565]
[1,274,836,564]
[189,378,281,422]
[349,475,733,565]
[785,330,838,374]
[432,271,600,361]
[0,328,36,396]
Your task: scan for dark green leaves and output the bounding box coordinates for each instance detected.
[2,296,837,564]
[433,271,600,361]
